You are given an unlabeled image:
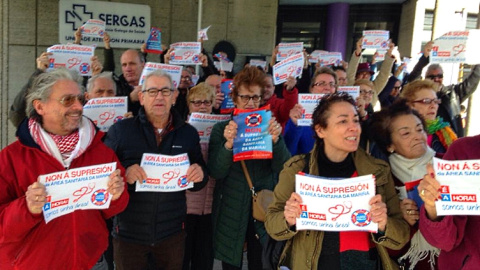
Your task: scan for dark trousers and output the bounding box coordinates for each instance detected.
[113,231,186,270]
[221,219,263,270]
[183,214,214,270]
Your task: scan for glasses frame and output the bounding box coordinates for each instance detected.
[237,94,262,104]
[50,94,85,107]
[360,89,375,96]
[426,74,444,80]
[313,81,336,88]
[411,98,442,105]
[189,100,213,107]
[142,87,174,97]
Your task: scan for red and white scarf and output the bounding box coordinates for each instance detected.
[29,117,96,168]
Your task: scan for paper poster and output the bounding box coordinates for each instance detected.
[220,79,235,114]
[38,162,117,223]
[169,42,202,65]
[214,60,234,72]
[249,59,267,71]
[297,93,325,126]
[188,113,231,143]
[277,42,304,62]
[430,30,480,64]
[232,106,272,161]
[47,44,95,76]
[145,27,162,54]
[191,74,200,86]
[139,62,182,88]
[296,173,378,232]
[362,30,390,50]
[433,157,480,216]
[83,97,128,132]
[319,52,342,66]
[308,50,327,64]
[273,53,304,85]
[198,25,211,40]
[374,50,387,62]
[337,86,360,100]
[80,19,106,38]
[137,153,192,192]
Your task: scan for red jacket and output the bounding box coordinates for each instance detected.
[0,120,129,270]
[264,87,298,130]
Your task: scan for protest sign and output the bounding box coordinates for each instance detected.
[198,25,211,40]
[433,157,480,216]
[38,162,117,223]
[214,60,234,72]
[80,19,105,38]
[308,50,327,64]
[297,93,324,126]
[83,97,128,132]
[145,27,162,54]
[137,153,192,192]
[249,59,267,71]
[430,30,480,64]
[296,173,377,232]
[169,42,202,65]
[139,62,182,88]
[47,44,95,76]
[220,79,235,114]
[337,86,360,100]
[374,50,387,62]
[319,52,342,66]
[188,113,231,143]
[362,30,389,50]
[233,106,272,161]
[273,53,304,85]
[277,42,304,62]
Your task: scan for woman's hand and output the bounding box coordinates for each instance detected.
[289,104,304,126]
[370,194,388,232]
[400,198,419,226]
[284,192,303,227]
[418,163,441,221]
[223,120,238,150]
[268,117,282,144]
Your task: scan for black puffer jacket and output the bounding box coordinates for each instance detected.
[104,107,207,244]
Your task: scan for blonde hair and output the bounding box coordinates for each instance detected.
[187,82,215,103]
[400,80,436,102]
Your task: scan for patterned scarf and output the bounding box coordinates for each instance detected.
[426,117,457,150]
[28,117,96,168]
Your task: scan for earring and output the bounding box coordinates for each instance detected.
[389,149,394,153]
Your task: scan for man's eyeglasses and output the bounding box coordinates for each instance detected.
[360,90,374,96]
[238,94,261,103]
[142,87,174,97]
[313,81,336,88]
[393,86,401,91]
[181,76,192,81]
[51,94,85,107]
[426,74,443,80]
[412,98,442,105]
[190,100,212,107]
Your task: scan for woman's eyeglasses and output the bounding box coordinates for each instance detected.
[190,100,213,107]
[411,98,442,105]
[238,94,262,103]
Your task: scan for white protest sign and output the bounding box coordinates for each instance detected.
[337,86,360,100]
[80,19,106,38]
[38,162,117,223]
[309,50,327,64]
[59,0,151,48]
[362,30,390,50]
[374,50,387,62]
[431,30,480,64]
[433,157,480,216]
[137,153,192,192]
[83,97,128,132]
[139,62,182,88]
[277,42,304,62]
[249,59,267,71]
[272,53,304,85]
[297,93,324,126]
[169,42,202,65]
[319,52,342,66]
[296,173,377,232]
[188,113,231,143]
[214,60,234,72]
[47,44,95,76]
[198,25,211,40]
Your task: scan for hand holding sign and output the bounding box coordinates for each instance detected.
[369,194,387,232]
[186,163,204,184]
[284,192,303,227]
[26,181,47,214]
[417,163,441,220]
[223,120,238,149]
[107,169,125,201]
[125,164,147,184]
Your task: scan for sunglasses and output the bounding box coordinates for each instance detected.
[411,98,442,105]
[51,94,85,107]
[426,74,443,80]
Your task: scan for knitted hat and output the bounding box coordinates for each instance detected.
[357,62,374,75]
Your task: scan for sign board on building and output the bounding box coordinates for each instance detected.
[59,0,151,48]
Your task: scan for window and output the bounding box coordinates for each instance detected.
[466,13,478,30]
[279,22,322,50]
[424,9,434,31]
